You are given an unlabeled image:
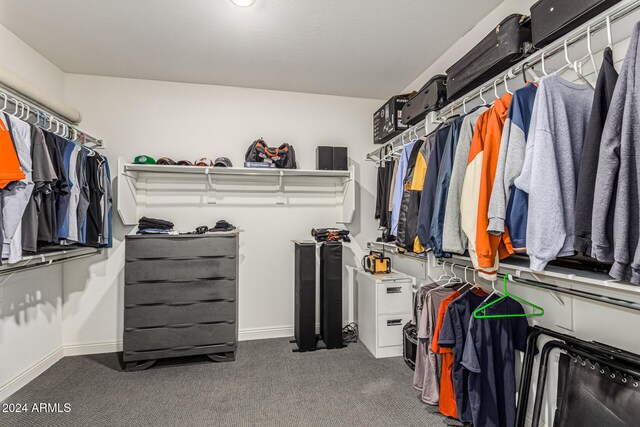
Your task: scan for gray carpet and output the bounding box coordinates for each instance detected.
[1,339,451,427]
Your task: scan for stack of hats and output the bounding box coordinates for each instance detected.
[137,216,175,234]
[133,156,232,167]
[210,220,236,232]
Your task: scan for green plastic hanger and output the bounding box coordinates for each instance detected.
[473,275,544,319]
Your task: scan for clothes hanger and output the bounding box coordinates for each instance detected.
[586,25,599,76]
[504,74,513,95]
[462,97,469,114]
[0,93,7,113]
[473,275,545,319]
[559,39,594,88]
[479,86,487,106]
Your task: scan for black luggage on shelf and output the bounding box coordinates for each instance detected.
[373,94,412,144]
[402,321,417,371]
[401,75,448,126]
[446,14,532,101]
[530,0,622,48]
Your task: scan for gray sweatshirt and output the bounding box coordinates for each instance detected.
[441,106,488,254]
[592,22,640,284]
[514,75,593,271]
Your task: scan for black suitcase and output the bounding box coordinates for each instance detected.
[446,14,532,101]
[401,75,448,126]
[403,321,417,370]
[530,0,622,49]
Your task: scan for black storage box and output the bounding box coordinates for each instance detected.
[316,146,348,171]
[294,242,317,352]
[530,0,622,49]
[446,14,532,101]
[401,75,448,126]
[403,321,417,371]
[373,94,411,144]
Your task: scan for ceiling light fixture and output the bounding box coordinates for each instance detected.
[230,0,255,7]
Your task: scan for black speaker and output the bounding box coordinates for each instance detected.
[320,241,343,349]
[294,242,317,352]
[316,146,334,170]
[332,147,348,171]
[316,146,348,171]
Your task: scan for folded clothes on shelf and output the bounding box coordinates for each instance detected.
[311,227,351,242]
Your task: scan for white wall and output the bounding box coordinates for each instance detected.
[0,23,68,401]
[62,74,382,346]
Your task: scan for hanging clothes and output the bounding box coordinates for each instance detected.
[416,119,454,252]
[39,131,68,243]
[408,136,434,253]
[429,115,465,258]
[514,75,593,272]
[593,22,640,283]
[442,106,488,255]
[573,47,618,257]
[487,83,538,254]
[437,288,489,423]
[22,126,57,252]
[461,297,529,427]
[396,139,424,250]
[431,290,462,419]
[417,285,456,405]
[390,141,416,237]
[1,114,34,263]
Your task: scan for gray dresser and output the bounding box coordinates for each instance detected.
[123,232,239,371]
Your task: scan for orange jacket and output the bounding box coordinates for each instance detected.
[460,93,513,279]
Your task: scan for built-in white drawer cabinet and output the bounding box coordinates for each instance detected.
[356,270,414,358]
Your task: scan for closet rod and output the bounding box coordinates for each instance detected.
[437,0,640,121]
[366,119,427,164]
[0,248,101,277]
[0,83,103,148]
[438,260,640,313]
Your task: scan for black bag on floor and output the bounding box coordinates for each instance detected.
[403,321,417,371]
[446,14,532,101]
[530,0,622,49]
[401,75,448,126]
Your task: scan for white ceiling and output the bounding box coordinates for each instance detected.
[0,0,502,99]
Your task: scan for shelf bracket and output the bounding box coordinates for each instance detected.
[276,171,285,205]
[205,169,216,204]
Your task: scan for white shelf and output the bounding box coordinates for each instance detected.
[117,157,356,226]
[123,163,352,178]
[367,241,640,296]
[0,247,101,276]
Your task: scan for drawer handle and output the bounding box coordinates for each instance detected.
[386,287,402,294]
[387,319,403,326]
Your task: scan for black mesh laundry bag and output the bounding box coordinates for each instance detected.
[554,354,640,427]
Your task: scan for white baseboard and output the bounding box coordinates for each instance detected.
[238,325,294,341]
[63,340,123,356]
[0,347,64,402]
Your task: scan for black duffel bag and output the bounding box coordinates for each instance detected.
[446,14,532,101]
[245,138,297,169]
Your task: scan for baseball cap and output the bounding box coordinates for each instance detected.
[195,158,214,167]
[157,157,177,165]
[214,157,233,168]
[177,160,194,166]
[133,155,156,165]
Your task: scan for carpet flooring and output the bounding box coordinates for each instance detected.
[1,339,453,427]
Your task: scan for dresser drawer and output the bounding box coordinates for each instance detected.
[125,257,236,283]
[126,235,237,260]
[123,322,236,352]
[376,280,412,314]
[125,278,236,305]
[377,313,411,348]
[125,300,236,328]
